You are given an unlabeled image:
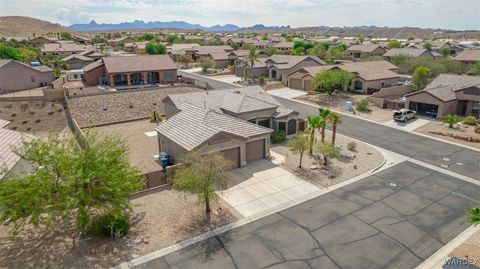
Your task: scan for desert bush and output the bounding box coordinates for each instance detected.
[271,130,287,143]
[463,116,478,126]
[22,121,28,124]
[355,98,370,112]
[87,212,131,239]
[475,126,480,134]
[347,141,357,151]
[35,119,41,123]
[10,113,16,117]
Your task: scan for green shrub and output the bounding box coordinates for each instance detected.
[347,141,357,151]
[87,212,131,239]
[463,116,478,126]
[355,98,370,112]
[258,75,265,85]
[475,126,480,134]
[271,130,287,143]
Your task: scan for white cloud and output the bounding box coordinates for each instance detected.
[0,0,478,30]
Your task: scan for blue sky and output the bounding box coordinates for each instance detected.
[1,0,479,30]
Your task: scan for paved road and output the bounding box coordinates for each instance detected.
[178,70,240,90]
[131,162,480,269]
[273,96,480,180]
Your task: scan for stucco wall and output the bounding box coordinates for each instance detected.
[84,64,106,86]
[0,61,55,92]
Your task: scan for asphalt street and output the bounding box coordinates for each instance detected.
[132,162,480,269]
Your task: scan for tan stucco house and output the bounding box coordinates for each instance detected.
[346,44,387,59]
[83,55,177,87]
[405,74,480,119]
[156,86,300,167]
[0,60,55,93]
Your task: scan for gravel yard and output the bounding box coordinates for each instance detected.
[0,190,236,269]
[448,229,480,266]
[297,93,394,123]
[415,121,480,149]
[271,131,384,188]
[0,100,68,138]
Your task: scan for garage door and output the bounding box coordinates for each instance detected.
[246,139,265,163]
[220,147,240,169]
[289,78,303,89]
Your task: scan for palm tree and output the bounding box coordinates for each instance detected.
[245,47,260,79]
[328,112,342,146]
[318,108,331,143]
[305,116,324,155]
[442,114,460,128]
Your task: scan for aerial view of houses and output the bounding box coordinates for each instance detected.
[0,1,479,268]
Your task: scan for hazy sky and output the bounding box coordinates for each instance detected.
[1,0,479,30]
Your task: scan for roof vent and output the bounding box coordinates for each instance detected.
[102,106,108,111]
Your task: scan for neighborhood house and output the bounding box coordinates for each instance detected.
[156,86,301,167]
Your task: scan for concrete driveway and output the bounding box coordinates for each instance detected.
[384,117,431,131]
[130,161,480,269]
[268,87,307,99]
[218,160,320,217]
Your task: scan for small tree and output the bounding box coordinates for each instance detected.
[179,54,193,69]
[387,40,401,49]
[423,42,432,50]
[173,151,230,217]
[318,108,331,143]
[145,42,166,55]
[314,142,340,166]
[328,112,342,146]
[245,48,260,77]
[149,110,163,125]
[199,56,214,73]
[412,66,431,91]
[305,116,324,155]
[468,61,480,75]
[355,98,370,112]
[442,114,460,128]
[468,208,480,226]
[440,47,451,57]
[0,131,143,236]
[313,70,353,95]
[287,133,309,168]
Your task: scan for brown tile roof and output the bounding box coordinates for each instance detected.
[454,49,480,62]
[41,43,92,53]
[68,86,201,127]
[425,74,480,90]
[102,55,177,73]
[266,55,326,70]
[383,48,431,58]
[340,61,399,81]
[346,44,383,53]
[273,41,295,48]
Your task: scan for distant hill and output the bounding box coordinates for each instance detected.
[69,20,242,32]
[0,16,75,37]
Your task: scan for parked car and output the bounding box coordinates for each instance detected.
[393,109,417,122]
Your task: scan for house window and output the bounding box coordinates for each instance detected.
[164,72,173,82]
[278,122,286,132]
[30,76,35,82]
[258,119,270,128]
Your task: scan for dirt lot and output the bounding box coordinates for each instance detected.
[271,131,384,188]
[0,190,236,269]
[297,93,394,123]
[0,100,69,138]
[449,229,480,266]
[415,121,480,149]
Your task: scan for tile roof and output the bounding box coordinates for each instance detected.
[346,44,383,53]
[454,49,480,62]
[187,45,232,55]
[273,41,295,48]
[68,86,202,127]
[83,60,104,72]
[0,59,53,73]
[62,54,94,62]
[0,120,34,178]
[407,74,480,102]
[425,74,480,90]
[102,55,177,73]
[383,48,431,57]
[41,43,92,53]
[167,86,296,118]
[155,103,272,151]
[267,55,326,70]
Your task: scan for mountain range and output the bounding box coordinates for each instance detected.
[68,20,290,32]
